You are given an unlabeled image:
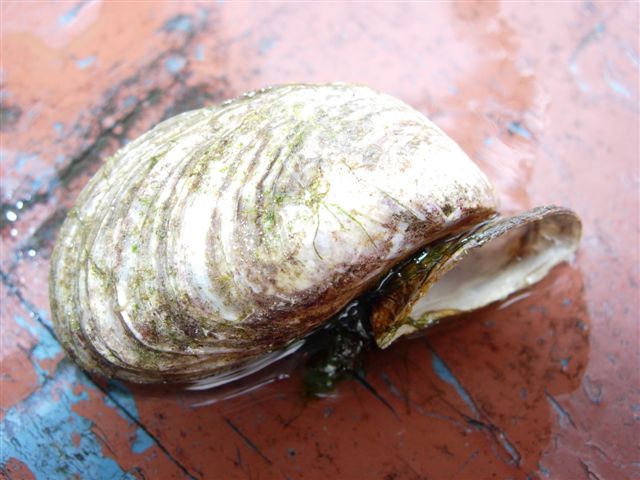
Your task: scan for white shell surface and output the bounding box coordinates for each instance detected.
[49,83,497,383]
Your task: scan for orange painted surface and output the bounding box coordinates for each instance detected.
[1,2,638,479]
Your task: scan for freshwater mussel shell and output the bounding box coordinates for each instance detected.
[49,83,579,386]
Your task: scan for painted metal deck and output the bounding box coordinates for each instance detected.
[1,2,638,479]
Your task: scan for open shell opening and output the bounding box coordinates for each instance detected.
[371,206,582,348]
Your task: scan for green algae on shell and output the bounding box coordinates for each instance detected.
[48,83,581,386]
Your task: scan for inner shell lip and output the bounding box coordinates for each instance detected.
[369,205,582,348]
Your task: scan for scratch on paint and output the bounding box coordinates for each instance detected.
[545,390,577,429]
[426,341,522,467]
[579,459,603,480]
[58,1,89,27]
[352,372,399,419]
[224,418,272,465]
[507,121,533,140]
[428,344,479,417]
[452,449,479,479]
[603,60,632,98]
[582,375,603,405]
[380,372,406,401]
[538,462,551,477]
[568,22,606,92]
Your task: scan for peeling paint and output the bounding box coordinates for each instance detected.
[105,381,154,454]
[1,2,637,478]
[0,363,132,479]
[13,315,61,381]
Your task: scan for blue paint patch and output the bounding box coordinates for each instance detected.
[259,36,278,54]
[194,44,205,61]
[165,55,186,74]
[31,177,43,191]
[132,428,154,454]
[631,404,640,413]
[520,387,528,400]
[483,136,494,146]
[162,14,194,33]
[53,122,64,136]
[13,316,60,361]
[15,152,38,171]
[0,362,134,479]
[431,351,478,416]
[560,357,570,370]
[76,55,96,70]
[507,121,532,140]
[106,380,139,420]
[58,2,86,27]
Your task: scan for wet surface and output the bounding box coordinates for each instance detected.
[1,2,638,479]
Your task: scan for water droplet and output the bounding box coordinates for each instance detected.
[5,210,17,222]
[10,228,18,237]
[27,249,37,257]
[15,201,24,209]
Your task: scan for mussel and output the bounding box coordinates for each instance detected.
[49,83,581,387]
